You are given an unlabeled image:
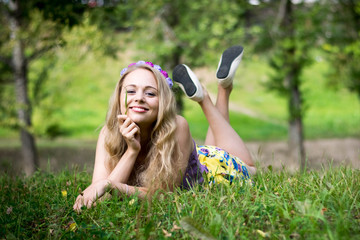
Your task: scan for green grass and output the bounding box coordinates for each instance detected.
[1,167,359,239]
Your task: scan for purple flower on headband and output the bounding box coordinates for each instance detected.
[153,65,162,71]
[161,70,168,78]
[145,62,154,67]
[120,68,128,76]
[120,61,173,88]
[166,78,173,88]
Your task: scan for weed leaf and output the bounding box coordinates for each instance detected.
[256,229,270,238]
[180,217,216,240]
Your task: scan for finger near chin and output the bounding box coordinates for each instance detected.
[119,119,131,131]
[122,117,132,126]
[117,114,127,121]
[129,122,140,130]
[129,127,139,136]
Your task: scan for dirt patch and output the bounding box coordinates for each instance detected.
[247,138,360,172]
[0,138,358,176]
[0,144,96,175]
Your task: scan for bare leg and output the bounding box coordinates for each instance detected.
[172,46,254,168]
[204,85,232,145]
[199,87,254,167]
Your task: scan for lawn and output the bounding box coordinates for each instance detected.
[1,167,359,239]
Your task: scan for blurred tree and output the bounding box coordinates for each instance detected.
[29,12,118,138]
[129,0,251,66]
[0,0,86,176]
[320,0,360,99]
[254,0,322,170]
[272,0,305,171]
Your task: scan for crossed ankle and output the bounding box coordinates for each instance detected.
[218,83,233,93]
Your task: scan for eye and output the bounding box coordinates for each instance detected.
[145,91,157,97]
[126,89,136,94]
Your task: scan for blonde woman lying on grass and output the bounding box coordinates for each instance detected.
[73,46,256,211]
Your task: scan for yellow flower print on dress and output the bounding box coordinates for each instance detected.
[196,145,252,186]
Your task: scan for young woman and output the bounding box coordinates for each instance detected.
[73,46,256,211]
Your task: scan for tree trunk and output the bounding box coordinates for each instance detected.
[9,0,38,176]
[288,82,306,171]
[283,0,306,171]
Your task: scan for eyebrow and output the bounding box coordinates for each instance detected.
[124,84,158,91]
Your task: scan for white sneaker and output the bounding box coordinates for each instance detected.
[172,64,204,102]
[216,45,244,88]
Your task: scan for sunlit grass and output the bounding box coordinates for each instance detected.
[1,167,359,239]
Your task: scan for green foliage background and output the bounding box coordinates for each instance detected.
[0,0,359,141]
[1,32,359,140]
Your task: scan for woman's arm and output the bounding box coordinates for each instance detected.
[73,116,141,211]
[91,126,111,183]
[93,116,141,184]
[73,180,148,212]
[106,115,141,183]
[110,116,193,196]
[110,181,148,199]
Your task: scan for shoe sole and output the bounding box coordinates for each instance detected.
[173,64,197,97]
[216,45,244,79]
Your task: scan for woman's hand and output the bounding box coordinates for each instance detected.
[73,179,111,212]
[117,115,141,153]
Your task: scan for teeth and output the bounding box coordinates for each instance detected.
[132,107,147,111]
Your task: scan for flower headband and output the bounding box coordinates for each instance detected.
[120,61,173,88]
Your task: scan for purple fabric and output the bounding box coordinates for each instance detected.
[181,140,206,189]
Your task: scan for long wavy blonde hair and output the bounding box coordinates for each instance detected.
[104,64,183,193]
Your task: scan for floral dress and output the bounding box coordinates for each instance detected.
[196,145,252,186]
[181,141,253,189]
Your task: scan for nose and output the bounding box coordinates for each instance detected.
[134,90,145,102]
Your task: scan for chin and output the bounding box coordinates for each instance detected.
[129,115,156,126]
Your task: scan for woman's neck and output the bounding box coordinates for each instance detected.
[138,125,152,147]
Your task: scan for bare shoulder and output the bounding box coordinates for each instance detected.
[94,126,106,146]
[175,115,191,139]
[175,115,193,155]
[99,125,108,136]
[95,125,110,157]
[174,115,193,173]
[176,115,188,126]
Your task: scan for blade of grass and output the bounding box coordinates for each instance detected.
[124,90,128,115]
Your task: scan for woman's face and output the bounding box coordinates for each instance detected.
[120,68,159,127]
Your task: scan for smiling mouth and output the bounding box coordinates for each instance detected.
[130,106,149,112]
